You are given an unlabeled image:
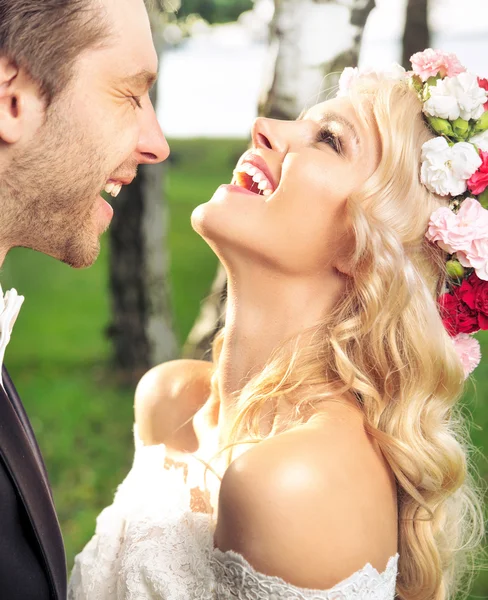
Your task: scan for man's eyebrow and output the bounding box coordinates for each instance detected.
[122,69,158,91]
[320,112,360,146]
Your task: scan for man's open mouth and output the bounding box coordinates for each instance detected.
[103,182,123,198]
[102,175,135,198]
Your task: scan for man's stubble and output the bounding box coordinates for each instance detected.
[0,99,109,268]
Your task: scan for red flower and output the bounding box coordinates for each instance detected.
[467,150,488,195]
[439,288,479,336]
[459,272,488,330]
[478,77,488,111]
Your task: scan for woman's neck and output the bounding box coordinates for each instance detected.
[216,268,347,438]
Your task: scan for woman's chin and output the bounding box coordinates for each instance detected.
[190,202,229,245]
[190,202,210,236]
[190,184,266,251]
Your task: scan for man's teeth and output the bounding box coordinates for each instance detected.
[104,182,123,198]
[233,162,274,196]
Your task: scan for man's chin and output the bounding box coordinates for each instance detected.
[60,237,102,269]
[63,255,99,269]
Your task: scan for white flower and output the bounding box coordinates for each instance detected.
[424,91,460,120]
[337,67,359,97]
[386,63,408,80]
[423,72,487,121]
[470,129,488,152]
[336,64,407,97]
[420,137,482,196]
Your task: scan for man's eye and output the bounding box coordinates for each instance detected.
[316,127,342,154]
[130,96,143,109]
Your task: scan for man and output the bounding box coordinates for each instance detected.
[0,0,169,597]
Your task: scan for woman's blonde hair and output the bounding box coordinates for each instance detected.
[206,76,486,600]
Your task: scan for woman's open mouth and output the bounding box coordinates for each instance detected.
[231,153,277,197]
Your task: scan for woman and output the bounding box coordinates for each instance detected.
[69,50,487,600]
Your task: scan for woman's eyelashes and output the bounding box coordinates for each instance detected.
[316,125,344,155]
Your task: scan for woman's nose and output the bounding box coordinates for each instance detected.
[251,117,290,154]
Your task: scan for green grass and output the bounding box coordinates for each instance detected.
[165,138,247,342]
[1,138,487,597]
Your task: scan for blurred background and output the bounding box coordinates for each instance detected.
[1,0,487,595]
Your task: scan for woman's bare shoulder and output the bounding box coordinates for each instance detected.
[215,404,398,589]
[134,359,213,448]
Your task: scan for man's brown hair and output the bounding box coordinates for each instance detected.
[0,0,109,106]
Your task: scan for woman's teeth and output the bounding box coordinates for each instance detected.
[233,162,274,197]
[104,182,123,198]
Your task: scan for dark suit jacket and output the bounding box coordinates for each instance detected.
[0,366,66,599]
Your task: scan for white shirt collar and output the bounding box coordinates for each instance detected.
[0,285,24,388]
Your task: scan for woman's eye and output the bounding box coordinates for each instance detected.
[130,96,143,109]
[316,127,342,154]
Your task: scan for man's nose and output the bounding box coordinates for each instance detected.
[135,101,170,165]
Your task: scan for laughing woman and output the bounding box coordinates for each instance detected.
[69,50,487,600]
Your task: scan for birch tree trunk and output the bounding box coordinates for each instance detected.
[402,0,430,69]
[108,20,178,379]
[260,0,376,120]
[183,0,375,360]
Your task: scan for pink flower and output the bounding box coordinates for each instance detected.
[452,333,481,378]
[478,77,488,110]
[427,199,488,281]
[427,207,459,248]
[426,198,488,255]
[468,150,488,195]
[410,49,466,82]
[459,236,488,281]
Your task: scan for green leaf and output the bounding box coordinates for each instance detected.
[427,117,454,137]
[473,111,488,134]
[478,187,488,209]
[452,118,470,140]
[446,259,465,279]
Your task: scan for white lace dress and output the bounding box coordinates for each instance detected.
[68,429,399,600]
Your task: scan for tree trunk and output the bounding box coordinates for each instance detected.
[108,21,178,380]
[183,0,375,360]
[402,0,430,69]
[260,0,376,120]
[182,264,227,360]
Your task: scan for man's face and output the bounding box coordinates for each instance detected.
[3,0,169,268]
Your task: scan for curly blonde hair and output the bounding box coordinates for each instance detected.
[205,76,486,600]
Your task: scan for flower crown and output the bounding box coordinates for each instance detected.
[338,49,488,379]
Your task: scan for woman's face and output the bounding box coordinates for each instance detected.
[191,95,381,277]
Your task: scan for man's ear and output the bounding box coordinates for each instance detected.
[0,57,23,144]
[0,56,44,145]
